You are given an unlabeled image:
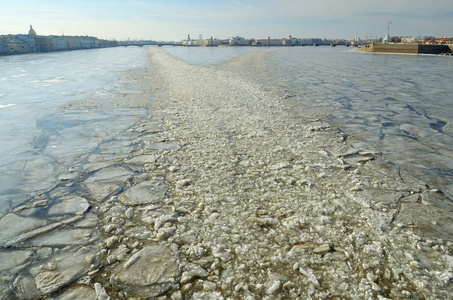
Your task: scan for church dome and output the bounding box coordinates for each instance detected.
[28,25,37,36]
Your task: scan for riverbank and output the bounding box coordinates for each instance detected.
[357,43,453,55]
[1,47,452,299]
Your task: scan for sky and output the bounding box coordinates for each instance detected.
[1,0,452,41]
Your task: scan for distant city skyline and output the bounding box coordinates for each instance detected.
[1,0,452,41]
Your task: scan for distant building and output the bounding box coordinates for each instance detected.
[229,36,247,46]
[383,33,391,44]
[416,36,436,42]
[98,39,118,47]
[252,38,283,46]
[0,37,9,55]
[206,38,225,46]
[66,36,81,50]
[282,35,298,46]
[182,34,193,46]
[351,37,366,46]
[35,36,53,52]
[81,36,98,48]
[400,36,416,43]
[0,25,120,56]
[6,37,29,53]
[51,36,67,51]
[298,38,323,46]
[28,25,37,51]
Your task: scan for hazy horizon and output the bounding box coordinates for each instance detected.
[1,0,452,41]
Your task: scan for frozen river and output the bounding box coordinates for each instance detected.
[166,45,453,198]
[2,45,452,225]
[1,45,453,299]
[269,47,453,198]
[0,47,151,213]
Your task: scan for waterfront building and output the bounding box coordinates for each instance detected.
[81,36,99,48]
[35,36,53,52]
[98,39,118,48]
[182,34,192,46]
[51,36,68,51]
[229,36,247,46]
[0,37,9,55]
[268,38,283,46]
[0,25,118,56]
[66,36,82,50]
[206,38,225,46]
[4,26,38,53]
[252,38,283,46]
[282,35,298,46]
[298,38,322,46]
[6,36,29,53]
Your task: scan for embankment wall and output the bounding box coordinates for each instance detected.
[359,43,452,55]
